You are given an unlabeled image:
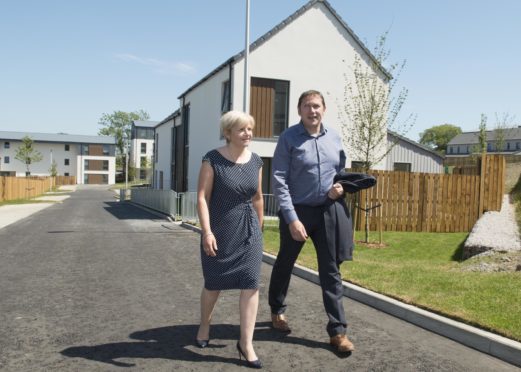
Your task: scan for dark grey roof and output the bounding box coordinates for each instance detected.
[178,0,390,99]
[448,127,521,145]
[388,130,444,159]
[132,120,159,128]
[0,130,116,144]
[155,109,181,128]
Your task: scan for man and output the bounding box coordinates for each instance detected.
[268,90,354,353]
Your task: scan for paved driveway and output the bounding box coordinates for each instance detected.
[0,186,518,371]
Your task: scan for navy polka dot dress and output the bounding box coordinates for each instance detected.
[201,149,264,290]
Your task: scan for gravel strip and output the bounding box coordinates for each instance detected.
[464,195,521,256]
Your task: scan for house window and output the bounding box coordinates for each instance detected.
[136,127,154,140]
[102,174,108,184]
[507,142,511,151]
[4,156,10,164]
[65,144,70,151]
[517,142,520,150]
[154,133,159,162]
[64,172,69,176]
[103,160,109,171]
[449,147,453,154]
[140,156,147,168]
[487,143,492,152]
[64,159,70,166]
[394,162,412,172]
[221,80,231,113]
[141,142,147,154]
[250,77,289,138]
[103,144,110,156]
[4,142,10,149]
[82,145,89,155]
[84,160,89,170]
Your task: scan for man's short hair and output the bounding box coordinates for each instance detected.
[297,90,326,108]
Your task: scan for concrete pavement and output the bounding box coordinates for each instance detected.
[0,185,75,229]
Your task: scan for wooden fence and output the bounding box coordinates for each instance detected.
[55,176,76,186]
[0,176,76,202]
[351,154,506,233]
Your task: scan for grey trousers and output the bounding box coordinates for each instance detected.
[268,205,347,337]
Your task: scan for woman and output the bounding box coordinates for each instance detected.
[196,110,264,369]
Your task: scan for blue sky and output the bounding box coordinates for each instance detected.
[1,0,520,142]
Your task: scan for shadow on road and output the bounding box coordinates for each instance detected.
[60,323,345,368]
[102,201,165,221]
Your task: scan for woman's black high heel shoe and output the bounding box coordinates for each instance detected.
[195,339,209,348]
[236,341,262,369]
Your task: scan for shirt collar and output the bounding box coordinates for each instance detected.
[297,121,327,137]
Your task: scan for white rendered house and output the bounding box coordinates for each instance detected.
[130,120,158,181]
[0,131,117,184]
[156,0,390,192]
[152,110,181,190]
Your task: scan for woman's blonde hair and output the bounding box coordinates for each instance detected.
[220,110,255,143]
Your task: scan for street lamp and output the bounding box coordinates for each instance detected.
[125,136,129,193]
[243,0,250,113]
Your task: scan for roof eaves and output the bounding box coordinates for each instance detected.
[388,130,444,159]
[155,109,181,128]
[178,0,391,99]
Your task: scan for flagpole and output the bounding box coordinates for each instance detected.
[243,0,250,113]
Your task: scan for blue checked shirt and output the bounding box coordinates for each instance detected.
[272,122,346,224]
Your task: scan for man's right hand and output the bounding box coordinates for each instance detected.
[289,220,308,241]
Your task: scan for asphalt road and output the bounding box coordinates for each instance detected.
[0,186,518,371]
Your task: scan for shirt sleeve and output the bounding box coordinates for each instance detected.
[272,134,298,224]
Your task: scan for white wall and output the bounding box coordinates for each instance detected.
[130,138,154,168]
[231,3,389,168]
[154,118,175,190]
[176,2,390,190]
[0,141,79,176]
[386,136,444,173]
[0,140,116,183]
[76,155,116,184]
[184,68,231,191]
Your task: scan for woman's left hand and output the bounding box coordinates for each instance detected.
[202,233,218,257]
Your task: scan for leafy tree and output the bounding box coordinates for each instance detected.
[339,31,415,173]
[419,124,462,154]
[49,159,58,177]
[15,136,43,176]
[493,112,516,152]
[477,113,488,154]
[338,32,415,242]
[98,110,150,160]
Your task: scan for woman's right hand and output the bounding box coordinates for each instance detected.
[202,233,218,256]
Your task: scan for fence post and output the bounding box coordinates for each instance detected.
[478,153,486,218]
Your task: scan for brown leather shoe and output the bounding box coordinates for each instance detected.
[330,334,354,352]
[271,313,291,333]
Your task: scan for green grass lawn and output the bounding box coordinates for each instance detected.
[263,226,521,342]
[0,198,55,207]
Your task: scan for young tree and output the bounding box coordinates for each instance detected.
[98,109,150,160]
[49,159,58,177]
[477,114,488,154]
[339,31,415,172]
[419,124,462,154]
[338,32,415,242]
[493,112,516,152]
[15,136,43,176]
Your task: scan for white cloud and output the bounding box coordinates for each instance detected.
[114,53,196,75]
